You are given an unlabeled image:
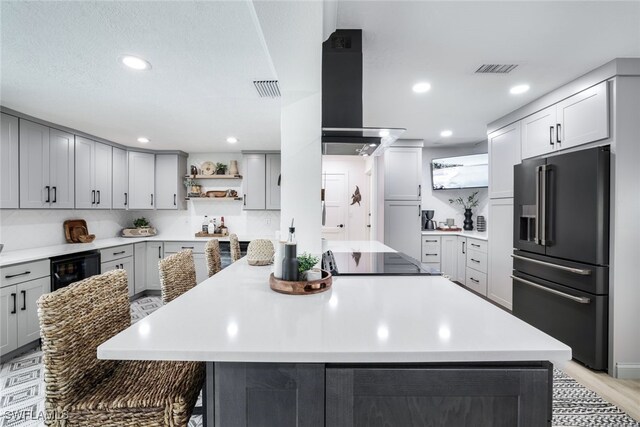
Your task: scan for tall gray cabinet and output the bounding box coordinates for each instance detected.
[0,113,19,208]
[19,119,75,209]
[75,136,113,209]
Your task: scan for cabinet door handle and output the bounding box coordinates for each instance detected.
[97,190,101,205]
[45,186,50,203]
[21,290,26,311]
[418,204,421,217]
[418,184,421,197]
[469,277,479,283]
[462,241,466,254]
[5,271,31,279]
[556,123,561,143]
[174,194,177,206]
[10,293,16,314]
[124,192,128,206]
[471,243,481,248]
[471,258,480,263]
[424,239,438,243]
[337,224,344,228]
[151,194,154,206]
[549,126,555,146]
[158,246,162,258]
[113,250,126,255]
[243,194,247,206]
[424,253,438,256]
[52,186,57,203]
[92,190,96,204]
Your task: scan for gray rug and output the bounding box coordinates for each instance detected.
[1,296,637,427]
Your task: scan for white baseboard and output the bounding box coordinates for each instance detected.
[616,363,640,379]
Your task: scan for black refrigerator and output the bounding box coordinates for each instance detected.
[512,146,609,370]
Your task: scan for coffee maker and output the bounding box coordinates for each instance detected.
[421,210,436,230]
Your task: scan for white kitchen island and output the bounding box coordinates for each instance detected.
[98,242,570,426]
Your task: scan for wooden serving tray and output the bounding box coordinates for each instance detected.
[64,219,88,243]
[195,232,228,238]
[269,270,332,295]
[436,227,462,232]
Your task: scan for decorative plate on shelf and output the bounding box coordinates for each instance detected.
[201,161,215,175]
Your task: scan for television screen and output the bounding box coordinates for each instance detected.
[431,153,488,190]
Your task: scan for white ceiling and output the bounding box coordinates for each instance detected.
[2,2,639,152]
[337,1,640,146]
[0,1,280,152]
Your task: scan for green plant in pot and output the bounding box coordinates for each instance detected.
[449,191,480,231]
[133,217,150,229]
[215,162,227,175]
[298,253,320,280]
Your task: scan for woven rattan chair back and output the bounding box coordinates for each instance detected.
[159,249,197,304]
[37,269,130,416]
[205,239,222,277]
[229,233,241,262]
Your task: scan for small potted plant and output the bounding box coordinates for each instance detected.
[215,162,228,175]
[133,217,150,229]
[449,191,480,231]
[184,178,201,196]
[298,252,321,281]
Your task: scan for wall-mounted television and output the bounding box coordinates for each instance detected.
[431,153,488,190]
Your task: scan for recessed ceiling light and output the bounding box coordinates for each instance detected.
[137,137,149,143]
[369,143,377,147]
[510,84,530,95]
[412,82,431,93]
[362,153,369,157]
[226,137,238,144]
[440,130,453,138]
[378,130,390,137]
[121,55,151,71]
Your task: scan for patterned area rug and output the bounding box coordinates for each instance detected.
[1,296,637,427]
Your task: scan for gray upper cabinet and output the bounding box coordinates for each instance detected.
[243,154,267,210]
[384,146,422,200]
[0,114,19,208]
[128,151,155,210]
[266,153,281,210]
[155,154,187,210]
[112,147,128,209]
[75,136,112,209]
[19,119,74,209]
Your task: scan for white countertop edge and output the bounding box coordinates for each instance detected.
[421,230,488,241]
[97,347,570,366]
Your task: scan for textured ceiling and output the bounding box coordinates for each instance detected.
[0,1,280,152]
[338,1,640,146]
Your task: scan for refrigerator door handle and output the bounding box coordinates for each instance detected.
[511,254,592,275]
[511,275,591,304]
[540,164,548,246]
[535,165,541,244]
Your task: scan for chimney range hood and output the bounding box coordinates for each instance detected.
[322,29,405,156]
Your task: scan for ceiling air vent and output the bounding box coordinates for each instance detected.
[475,64,518,74]
[253,80,281,98]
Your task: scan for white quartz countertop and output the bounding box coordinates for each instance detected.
[421,230,488,241]
[98,256,571,365]
[321,239,396,253]
[0,234,269,267]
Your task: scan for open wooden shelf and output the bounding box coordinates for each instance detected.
[185,175,242,180]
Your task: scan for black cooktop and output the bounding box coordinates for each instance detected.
[322,251,440,276]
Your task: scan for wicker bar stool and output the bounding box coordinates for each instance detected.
[159,249,197,304]
[205,239,222,277]
[229,233,241,263]
[37,270,204,427]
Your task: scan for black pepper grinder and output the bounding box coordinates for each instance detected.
[282,219,299,281]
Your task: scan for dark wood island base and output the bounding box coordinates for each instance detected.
[203,361,553,427]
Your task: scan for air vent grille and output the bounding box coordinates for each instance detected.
[253,80,281,98]
[475,64,518,74]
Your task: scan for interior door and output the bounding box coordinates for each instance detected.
[322,173,348,240]
[513,158,546,255]
[545,147,609,265]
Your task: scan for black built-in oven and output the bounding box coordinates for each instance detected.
[50,251,100,291]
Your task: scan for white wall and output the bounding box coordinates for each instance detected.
[322,155,370,241]
[421,142,489,228]
[0,209,133,251]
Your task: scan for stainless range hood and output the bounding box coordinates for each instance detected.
[322,30,405,156]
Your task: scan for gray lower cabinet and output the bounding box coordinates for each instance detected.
[134,242,147,294]
[146,242,163,290]
[213,363,324,427]
[101,258,134,297]
[207,362,552,427]
[1,273,49,358]
[0,113,19,208]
